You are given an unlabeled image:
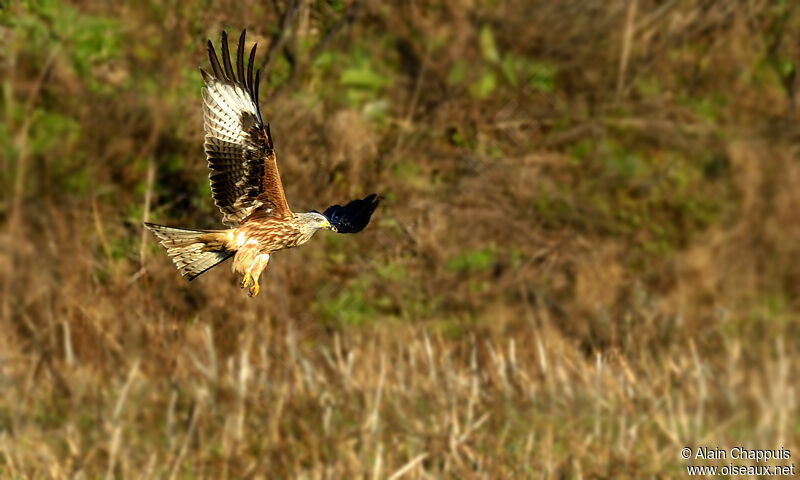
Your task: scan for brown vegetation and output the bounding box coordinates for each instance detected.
[1,0,799,477]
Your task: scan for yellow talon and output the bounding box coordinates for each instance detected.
[241,272,251,288]
[248,281,260,297]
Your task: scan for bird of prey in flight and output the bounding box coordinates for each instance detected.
[145,30,380,297]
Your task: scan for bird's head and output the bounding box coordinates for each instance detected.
[299,212,337,233]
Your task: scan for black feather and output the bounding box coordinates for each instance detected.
[254,69,262,118]
[247,41,257,97]
[221,31,235,81]
[236,30,246,86]
[207,40,223,79]
[265,123,273,149]
[321,194,381,234]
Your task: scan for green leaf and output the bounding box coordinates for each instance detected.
[501,54,517,87]
[340,67,388,90]
[447,60,467,85]
[527,62,556,93]
[479,25,500,64]
[469,71,497,99]
[446,248,496,273]
[777,58,796,79]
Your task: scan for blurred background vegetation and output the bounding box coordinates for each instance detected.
[1,0,799,477]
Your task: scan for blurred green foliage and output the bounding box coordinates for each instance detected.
[446,247,496,273]
[2,0,798,333]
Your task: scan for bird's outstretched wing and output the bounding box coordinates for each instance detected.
[201,30,291,227]
[320,194,381,233]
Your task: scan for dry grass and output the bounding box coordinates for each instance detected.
[1,0,800,477]
[2,256,796,478]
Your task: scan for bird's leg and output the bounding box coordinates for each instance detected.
[241,272,251,289]
[247,254,271,298]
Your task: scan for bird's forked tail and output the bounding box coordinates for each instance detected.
[144,223,233,281]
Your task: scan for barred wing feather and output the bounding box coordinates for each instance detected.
[201,30,290,226]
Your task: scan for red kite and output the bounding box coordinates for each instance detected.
[146,31,379,297]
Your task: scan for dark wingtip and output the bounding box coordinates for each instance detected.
[247,40,257,97]
[206,29,264,123]
[220,30,236,81]
[207,39,224,79]
[199,68,212,83]
[236,30,246,86]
